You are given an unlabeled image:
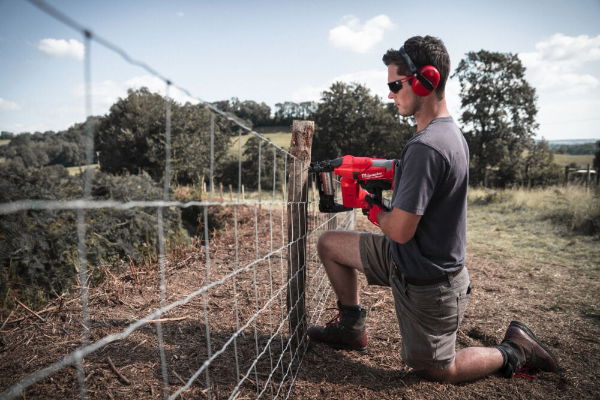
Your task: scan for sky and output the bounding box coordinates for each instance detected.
[0,0,599,141]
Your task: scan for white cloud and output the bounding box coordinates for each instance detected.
[74,75,199,110]
[38,38,84,60]
[125,75,199,105]
[176,11,184,17]
[329,15,394,53]
[0,98,21,111]
[518,33,600,139]
[292,69,387,103]
[519,33,600,93]
[292,70,464,120]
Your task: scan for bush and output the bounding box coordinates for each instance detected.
[0,166,187,310]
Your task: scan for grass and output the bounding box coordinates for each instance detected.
[553,153,595,168]
[66,163,100,176]
[229,132,291,157]
[467,186,600,276]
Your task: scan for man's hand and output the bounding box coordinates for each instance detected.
[363,194,389,227]
[365,203,384,226]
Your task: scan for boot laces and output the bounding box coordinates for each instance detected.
[324,307,342,327]
[515,367,538,379]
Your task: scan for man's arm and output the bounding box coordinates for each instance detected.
[376,207,421,244]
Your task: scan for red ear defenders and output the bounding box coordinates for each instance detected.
[399,46,441,97]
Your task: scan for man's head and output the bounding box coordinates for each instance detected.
[382,36,450,101]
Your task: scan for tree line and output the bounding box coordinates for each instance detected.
[4,49,595,190]
[2,49,599,309]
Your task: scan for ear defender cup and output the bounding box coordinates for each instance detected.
[399,46,441,97]
[412,65,441,97]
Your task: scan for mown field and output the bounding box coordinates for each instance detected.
[1,185,598,399]
[553,153,595,168]
[293,185,599,399]
[229,132,291,156]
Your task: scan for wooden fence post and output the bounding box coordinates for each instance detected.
[287,120,314,351]
[586,164,591,188]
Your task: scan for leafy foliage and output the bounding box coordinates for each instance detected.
[273,101,318,126]
[212,97,272,127]
[311,82,412,161]
[0,164,186,309]
[453,50,538,187]
[216,135,287,191]
[0,117,99,169]
[552,142,597,155]
[521,139,561,187]
[96,88,233,185]
[594,141,600,174]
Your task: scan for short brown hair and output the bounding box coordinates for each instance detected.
[382,36,450,100]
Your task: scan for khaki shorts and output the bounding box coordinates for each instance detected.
[359,232,471,370]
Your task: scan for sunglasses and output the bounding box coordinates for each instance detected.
[387,77,412,93]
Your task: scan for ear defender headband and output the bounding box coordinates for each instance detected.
[399,46,441,97]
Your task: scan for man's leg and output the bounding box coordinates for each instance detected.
[417,347,504,383]
[316,230,365,306]
[307,230,370,350]
[417,321,559,383]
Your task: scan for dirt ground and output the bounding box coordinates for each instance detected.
[1,205,599,399]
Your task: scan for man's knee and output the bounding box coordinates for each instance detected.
[317,231,335,259]
[415,364,457,384]
[316,231,363,272]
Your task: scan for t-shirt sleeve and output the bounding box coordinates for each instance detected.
[392,143,447,215]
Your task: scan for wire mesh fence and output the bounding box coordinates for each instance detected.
[0,1,355,399]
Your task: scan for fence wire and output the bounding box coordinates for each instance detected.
[0,1,355,399]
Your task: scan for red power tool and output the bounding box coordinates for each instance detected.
[310,155,397,214]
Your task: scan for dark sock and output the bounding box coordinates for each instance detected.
[495,344,509,368]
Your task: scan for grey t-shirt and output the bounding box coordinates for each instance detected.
[389,116,469,279]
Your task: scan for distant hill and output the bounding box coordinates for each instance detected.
[546,139,599,146]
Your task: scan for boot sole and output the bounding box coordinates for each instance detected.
[509,320,558,371]
[308,337,367,352]
[326,342,367,352]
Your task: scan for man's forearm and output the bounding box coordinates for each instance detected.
[376,208,421,244]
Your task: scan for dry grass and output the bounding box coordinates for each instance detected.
[553,153,595,168]
[66,163,100,176]
[1,190,599,399]
[469,186,600,237]
[229,132,291,157]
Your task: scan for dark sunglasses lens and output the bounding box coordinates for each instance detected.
[388,80,402,93]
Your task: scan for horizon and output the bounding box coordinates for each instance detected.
[1,0,599,141]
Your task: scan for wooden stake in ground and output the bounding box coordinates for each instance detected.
[286,120,314,351]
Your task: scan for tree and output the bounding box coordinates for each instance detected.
[0,118,98,169]
[453,50,538,187]
[273,101,317,126]
[241,135,285,190]
[212,98,272,127]
[520,139,561,187]
[311,82,412,161]
[594,140,600,174]
[96,88,233,185]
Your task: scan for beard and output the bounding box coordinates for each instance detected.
[397,96,422,117]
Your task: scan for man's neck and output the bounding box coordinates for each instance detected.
[414,97,450,132]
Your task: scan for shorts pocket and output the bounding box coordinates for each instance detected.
[406,284,453,326]
[456,285,471,326]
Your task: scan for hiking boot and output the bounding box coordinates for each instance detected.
[495,321,559,377]
[307,301,368,351]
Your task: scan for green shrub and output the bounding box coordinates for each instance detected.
[0,165,188,310]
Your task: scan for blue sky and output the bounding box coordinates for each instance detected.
[1,0,599,141]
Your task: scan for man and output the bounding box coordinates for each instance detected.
[307,35,558,383]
